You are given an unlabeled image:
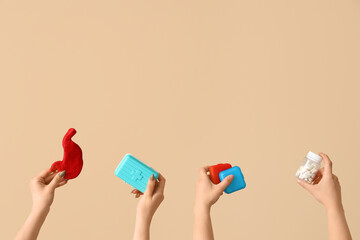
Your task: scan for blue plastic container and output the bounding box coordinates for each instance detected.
[115,154,159,193]
[219,166,246,194]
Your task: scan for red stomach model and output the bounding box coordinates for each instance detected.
[50,128,83,179]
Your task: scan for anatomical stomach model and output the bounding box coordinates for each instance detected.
[50,128,83,179]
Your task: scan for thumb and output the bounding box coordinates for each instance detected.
[217,175,234,192]
[48,171,66,191]
[297,179,314,192]
[144,174,156,197]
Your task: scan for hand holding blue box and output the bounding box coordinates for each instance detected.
[219,166,246,194]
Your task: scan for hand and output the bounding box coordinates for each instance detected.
[134,174,166,222]
[193,166,233,240]
[14,169,68,240]
[30,169,68,212]
[132,174,165,240]
[195,166,234,209]
[297,153,342,211]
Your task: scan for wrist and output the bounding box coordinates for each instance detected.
[31,204,50,215]
[194,202,211,214]
[136,211,153,225]
[134,214,151,237]
[325,202,344,214]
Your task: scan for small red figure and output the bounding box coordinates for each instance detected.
[209,163,232,184]
[50,128,83,179]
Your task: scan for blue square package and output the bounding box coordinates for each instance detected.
[115,154,159,193]
[219,166,246,194]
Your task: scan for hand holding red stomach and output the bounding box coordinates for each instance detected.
[50,128,83,179]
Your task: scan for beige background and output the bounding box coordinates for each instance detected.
[1,0,359,239]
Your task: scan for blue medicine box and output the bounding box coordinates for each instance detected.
[219,166,246,194]
[115,154,159,193]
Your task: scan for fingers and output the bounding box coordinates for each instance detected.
[57,179,68,188]
[131,189,143,198]
[217,175,234,192]
[319,153,332,176]
[131,189,140,194]
[199,166,212,183]
[152,173,166,201]
[333,174,341,189]
[45,172,57,184]
[37,168,53,179]
[297,178,314,192]
[48,171,66,191]
[198,166,210,179]
[155,173,166,193]
[131,173,165,199]
[313,169,323,184]
[333,174,339,181]
[144,174,156,197]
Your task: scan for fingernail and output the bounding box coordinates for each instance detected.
[228,175,234,179]
[150,174,155,180]
[131,189,136,194]
[59,170,66,178]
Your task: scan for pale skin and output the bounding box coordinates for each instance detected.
[297,153,352,240]
[131,173,166,240]
[15,169,68,240]
[193,166,234,240]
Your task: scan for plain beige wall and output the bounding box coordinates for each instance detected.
[1,0,359,239]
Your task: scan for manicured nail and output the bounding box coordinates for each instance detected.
[131,189,136,194]
[150,174,155,181]
[59,170,66,178]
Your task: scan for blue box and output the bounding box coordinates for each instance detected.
[115,154,159,193]
[219,166,246,194]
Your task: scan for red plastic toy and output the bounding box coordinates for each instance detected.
[209,163,232,184]
[50,128,83,179]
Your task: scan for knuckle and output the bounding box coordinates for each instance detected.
[30,178,37,185]
[216,189,224,196]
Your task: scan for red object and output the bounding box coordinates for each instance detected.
[50,128,83,179]
[209,163,232,184]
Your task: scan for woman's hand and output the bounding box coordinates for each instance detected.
[193,166,233,240]
[297,153,352,240]
[15,169,68,240]
[195,166,233,210]
[30,169,68,212]
[133,173,166,240]
[135,174,165,221]
[297,153,342,211]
